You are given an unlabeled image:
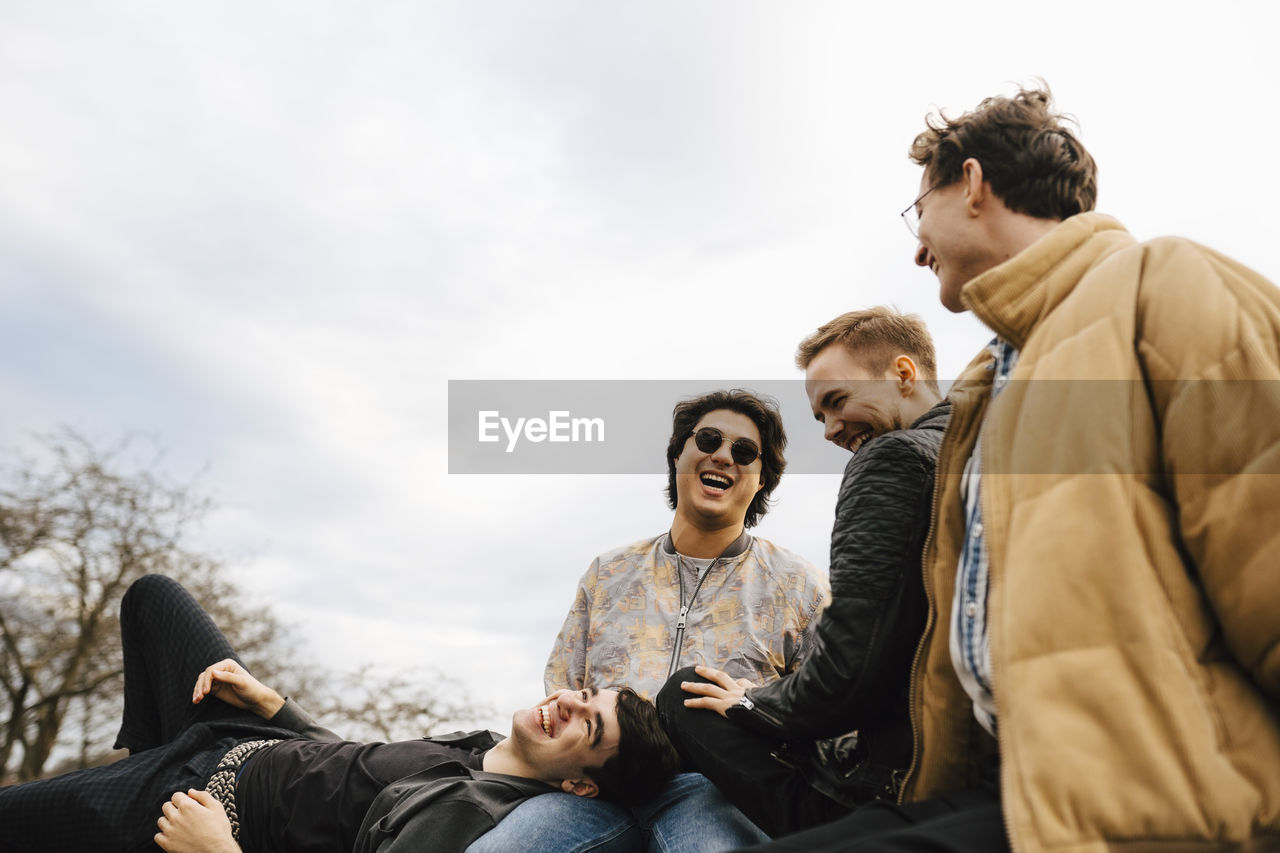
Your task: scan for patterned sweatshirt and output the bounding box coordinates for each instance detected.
[545,531,829,698]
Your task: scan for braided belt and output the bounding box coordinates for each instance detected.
[205,739,282,841]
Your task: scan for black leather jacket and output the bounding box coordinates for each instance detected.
[727,400,950,803]
[353,730,553,853]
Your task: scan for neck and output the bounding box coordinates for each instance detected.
[989,211,1060,266]
[670,515,744,558]
[902,389,943,426]
[482,739,544,784]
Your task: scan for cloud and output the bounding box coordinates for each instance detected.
[2,0,1278,726]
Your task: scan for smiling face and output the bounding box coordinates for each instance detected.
[912,164,1006,313]
[805,344,915,454]
[509,687,620,791]
[670,409,765,531]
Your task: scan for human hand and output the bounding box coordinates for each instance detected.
[680,665,759,718]
[192,659,284,720]
[155,789,241,853]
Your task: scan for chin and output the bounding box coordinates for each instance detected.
[939,284,966,313]
[514,706,538,737]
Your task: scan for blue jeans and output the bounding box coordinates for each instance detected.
[465,772,768,852]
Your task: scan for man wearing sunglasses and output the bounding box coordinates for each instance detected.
[659,308,949,838]
[467,389,828,852]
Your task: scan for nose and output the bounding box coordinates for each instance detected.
[914,243,929,267]
[558,690,587,716]
[708,439,735,465]
[824,419,842,443]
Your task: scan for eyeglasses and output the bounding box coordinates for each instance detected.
[690,427,762,466]
[900,181,943,238]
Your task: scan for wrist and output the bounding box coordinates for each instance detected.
[259,693,286,720]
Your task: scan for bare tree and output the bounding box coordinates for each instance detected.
[308,664,488,745]
[0,431,222,781]
[1,431,486,784]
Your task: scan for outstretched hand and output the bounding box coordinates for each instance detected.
[155,789,241,853]
[192,659,284,720]
[680,664,759,718]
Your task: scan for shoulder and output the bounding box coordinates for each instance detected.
[1124,237,1280,379]
[848,407,949,479]
[749,536,814,568]
[1093,233,1274,304]
[573,535,665,591]
[422,729,504,749]
[590,534,664,571]
[748,537,825,584]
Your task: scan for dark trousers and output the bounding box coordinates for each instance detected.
[736,763,1007,852]
[656,667,851,838]
[0,575,289,853]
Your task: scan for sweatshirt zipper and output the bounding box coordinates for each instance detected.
[666,552,719,679]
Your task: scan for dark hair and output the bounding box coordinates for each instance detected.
[908,82,1097,221]
[587,687,680,804]
[664,389,786,528]
[796,306,940,395]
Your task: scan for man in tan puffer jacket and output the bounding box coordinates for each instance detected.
[746,84,1280,853]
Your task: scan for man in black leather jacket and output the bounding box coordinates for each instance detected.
[657,307,949,837]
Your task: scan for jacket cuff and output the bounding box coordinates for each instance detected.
[726,690,787,739]
[268,698,343,742]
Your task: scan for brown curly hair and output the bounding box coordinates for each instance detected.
[909,83,1098,221]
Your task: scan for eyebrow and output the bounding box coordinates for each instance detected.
[586,686,604,749]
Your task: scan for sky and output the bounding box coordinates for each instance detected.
[2,1,1278,731]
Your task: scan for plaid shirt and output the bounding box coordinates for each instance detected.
[949,337,1019,736]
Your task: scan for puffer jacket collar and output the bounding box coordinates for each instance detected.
[959,212,1134,348]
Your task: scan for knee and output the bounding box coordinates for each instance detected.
[656,666,703,737]
[120,574,183,623]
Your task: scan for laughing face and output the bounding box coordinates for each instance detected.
[509,687,620,793]
[805,344,913,454]
[670,409,765,530]
[912,162,1007,313]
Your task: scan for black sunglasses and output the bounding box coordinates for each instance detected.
[690,427,763,466]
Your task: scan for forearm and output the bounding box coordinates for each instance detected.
[737,440,932,738]
[266,698,343,742]
[738,590,911,739]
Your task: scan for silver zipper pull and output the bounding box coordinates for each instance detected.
[676,605,688,630]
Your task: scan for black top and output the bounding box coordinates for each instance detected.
[729,400,951,802]
[238,737,486,853]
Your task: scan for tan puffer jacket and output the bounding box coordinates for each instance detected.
[905,213,1280,852]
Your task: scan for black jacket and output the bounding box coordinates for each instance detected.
[352,730,553,853]
[727,400,950,802]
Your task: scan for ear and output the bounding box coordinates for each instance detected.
[961,157,987,215]
[560,777,599,798]
[893,355,920,395]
